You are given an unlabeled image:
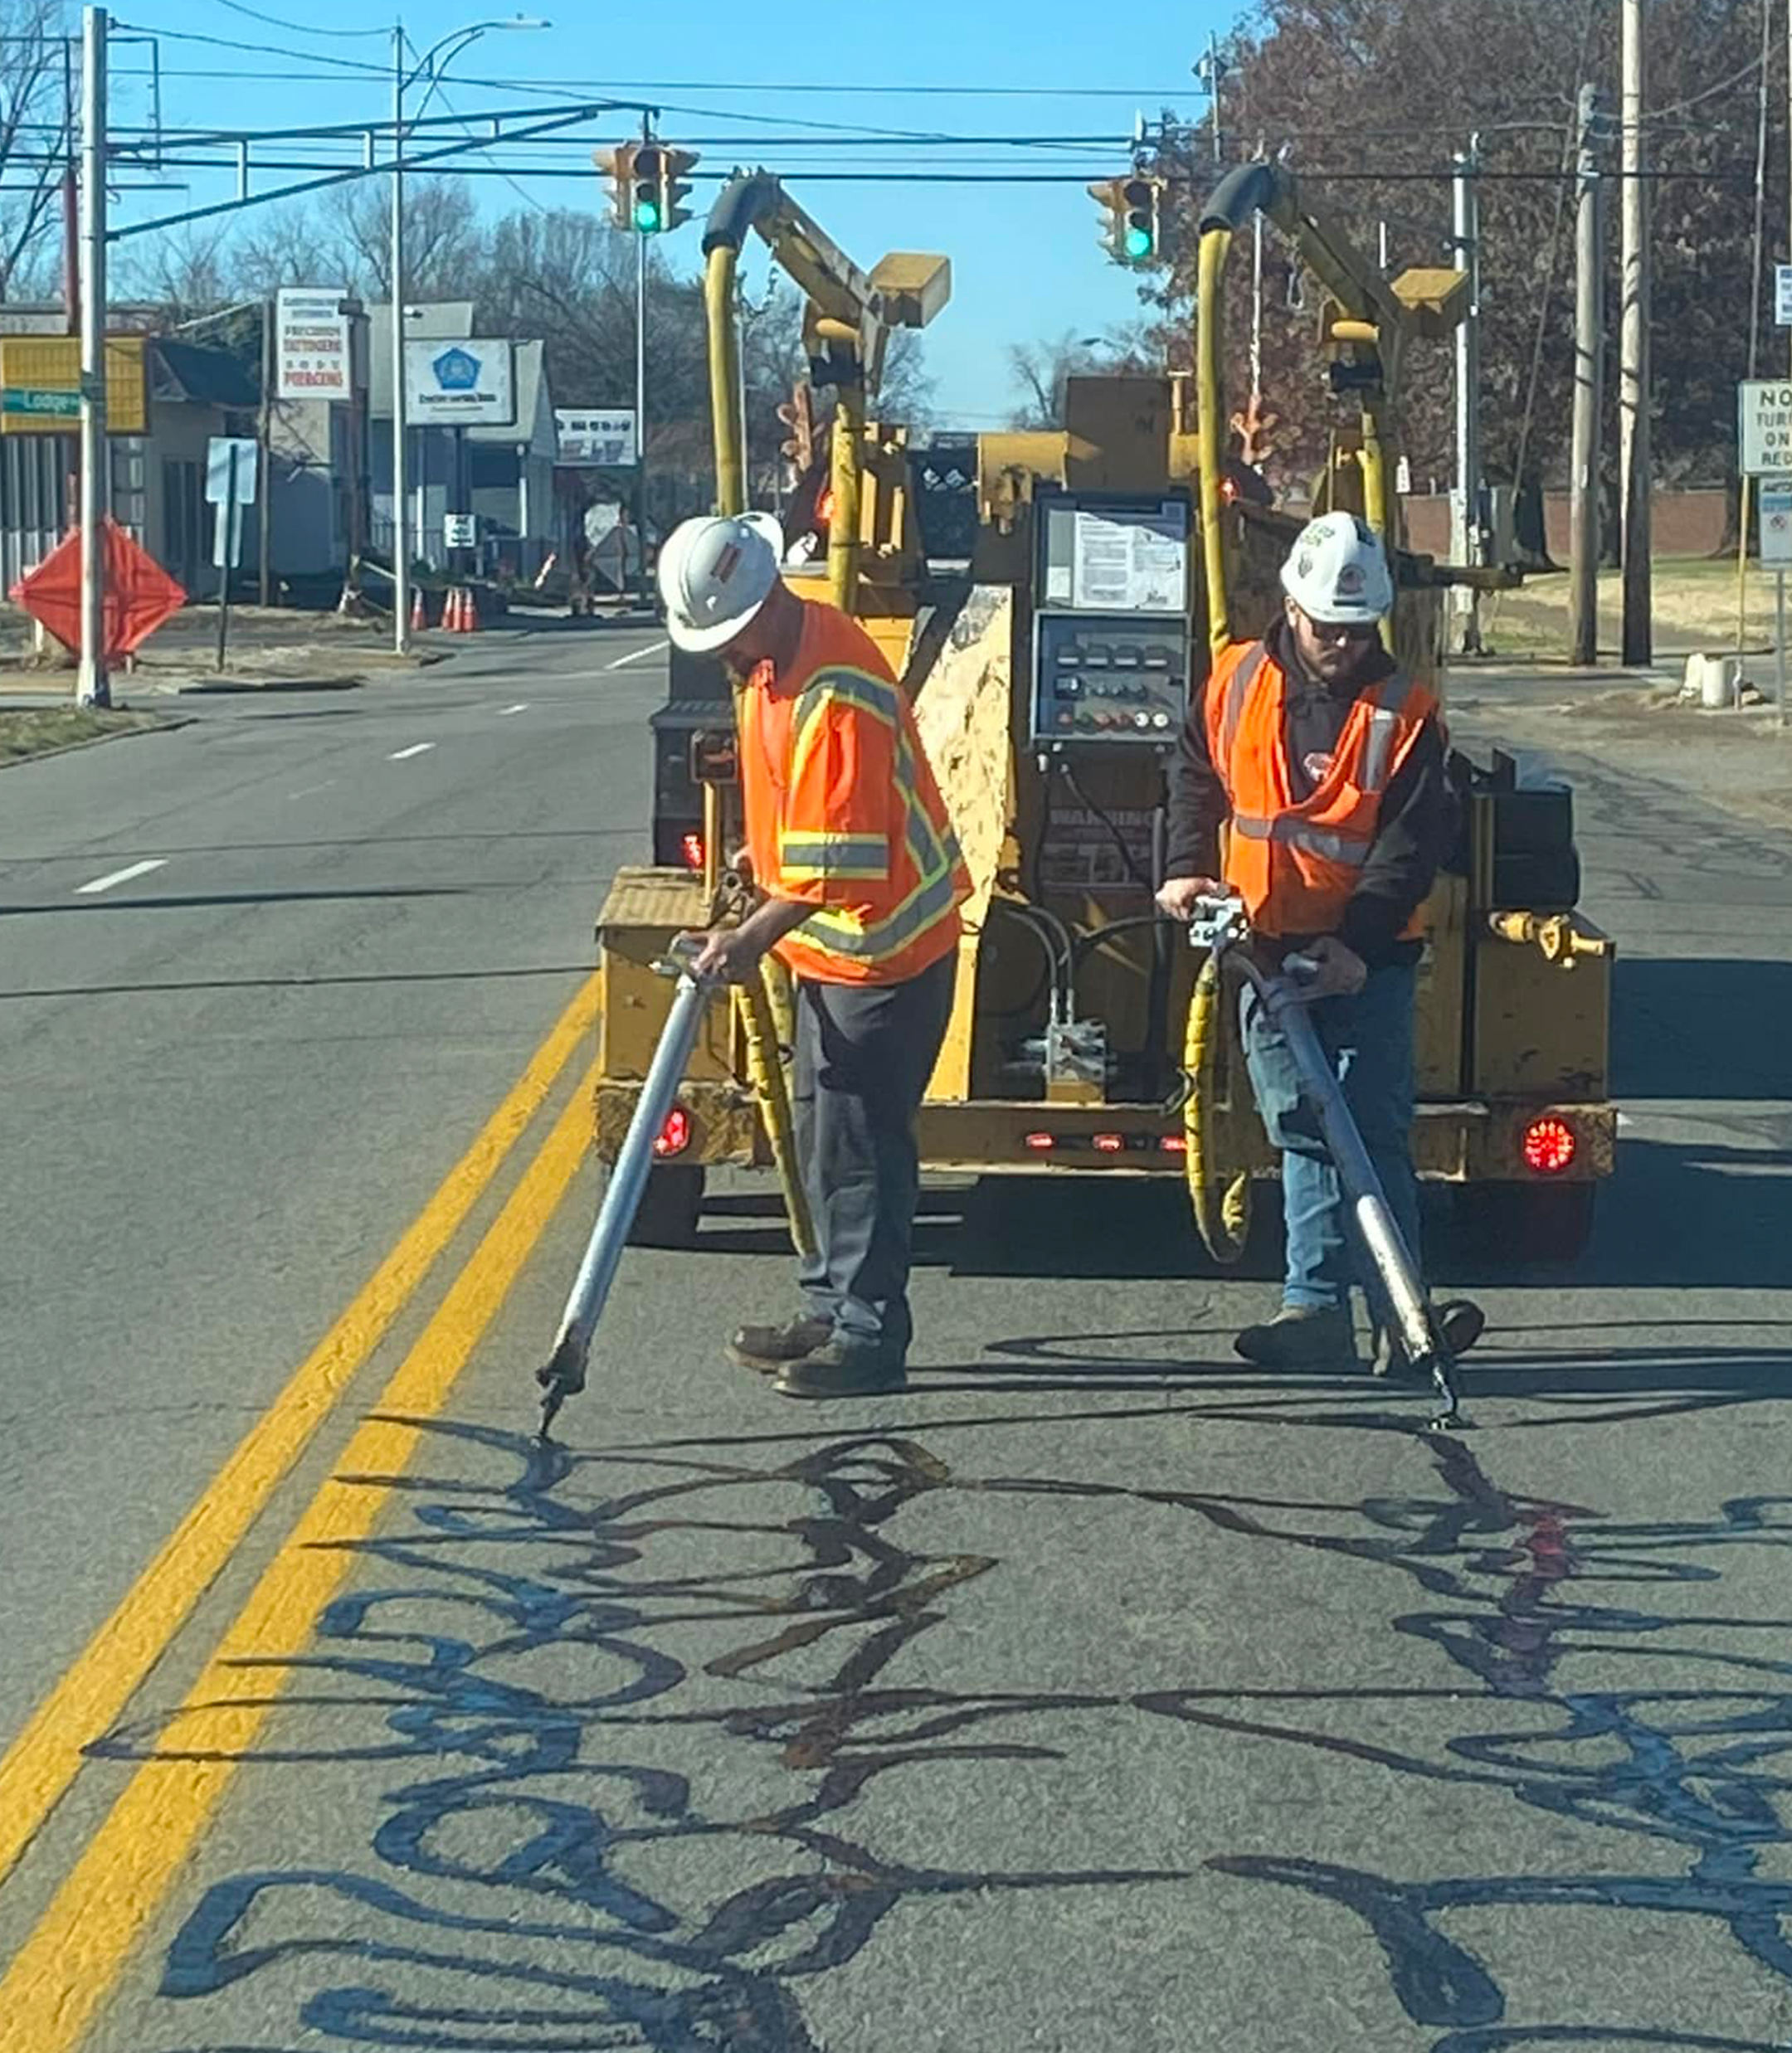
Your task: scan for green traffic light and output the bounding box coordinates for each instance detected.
[1123,224,1153,261]
[634,197,661,233]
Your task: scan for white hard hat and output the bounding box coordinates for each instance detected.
[1280,511,1394,625]
[658,511,786,652]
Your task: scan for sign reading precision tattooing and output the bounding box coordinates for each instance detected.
[274,287,353,400]
[555,406,636,466]
[1739,381,1792,475]
[403,339,514,426]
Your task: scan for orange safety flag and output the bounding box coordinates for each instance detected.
[1204,637,1437,940]
[738,601,970,986]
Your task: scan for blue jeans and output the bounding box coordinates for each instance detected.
[1239,960,1419,1318]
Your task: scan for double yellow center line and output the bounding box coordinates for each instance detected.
[0,970,603,2051]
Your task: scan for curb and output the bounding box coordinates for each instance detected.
[0,713,185,772]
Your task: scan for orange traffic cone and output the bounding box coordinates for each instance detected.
[462,586,480,634]
[445,586,463,633]
[410,587,426,633]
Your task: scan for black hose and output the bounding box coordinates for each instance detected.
[702,172,782,255]
[988,897,1073,1020]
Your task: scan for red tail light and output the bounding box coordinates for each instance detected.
[1158,1134,1187,1155]
[1522,1116,1576,1175]
[1092,1132,1124,1154]
[815,484,835,526]
[1023,1131,1054,1151]
[679,831,704,872]
[655,1107,692,1158]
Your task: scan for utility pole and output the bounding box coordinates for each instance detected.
[1619,0,1653,665]
[76,4,109,709]
[635,109,650,607]
[1453,136,1484,655]
[1568,85,1607,668]
[1195,32,1228,165]
[390,21,410,654]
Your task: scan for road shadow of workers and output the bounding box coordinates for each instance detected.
[659,510,971,1402]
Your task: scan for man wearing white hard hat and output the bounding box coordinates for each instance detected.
[657,511,970,1399]
[1159,511,1481,1373]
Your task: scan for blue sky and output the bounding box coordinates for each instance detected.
[105,0,1232,427]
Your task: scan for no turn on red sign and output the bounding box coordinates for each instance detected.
[1739,380,1792,474]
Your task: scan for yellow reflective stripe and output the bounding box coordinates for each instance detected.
[779,831,889,882]
[795,861,962,964]
[789,667,903,788]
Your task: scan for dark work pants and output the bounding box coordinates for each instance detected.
[792,950,957,1358]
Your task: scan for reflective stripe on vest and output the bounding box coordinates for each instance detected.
[1230,813,1371,866]
[1219,640,1269,762]
[1357,669,1418,791]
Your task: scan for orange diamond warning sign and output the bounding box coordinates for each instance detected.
[10,518,186,660]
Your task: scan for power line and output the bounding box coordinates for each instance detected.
[205,0,388,36]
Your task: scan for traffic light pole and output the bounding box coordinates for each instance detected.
[76,4,110,709]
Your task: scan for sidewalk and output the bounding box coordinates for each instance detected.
[0,604,441,697]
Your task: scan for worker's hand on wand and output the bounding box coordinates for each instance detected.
[727,847,754,887]
[683,926,764,985]
[1156,875,1223,921]
[1293,935,1368,999]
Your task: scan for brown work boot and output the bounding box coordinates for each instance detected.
[774,1338,908,1400]
[728,1315,835,1374]
[1233,1305,1359,1370]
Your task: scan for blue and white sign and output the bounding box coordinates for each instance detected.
[402,338,514,426]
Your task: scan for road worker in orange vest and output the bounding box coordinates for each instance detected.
[660,512,971,1399]
[1158,512,1482,1373]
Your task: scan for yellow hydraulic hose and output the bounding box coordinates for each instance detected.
[1195,226,1234,654]
[705,242,745,516]
[738,969,816,1261]
[1182,951,1252,1264]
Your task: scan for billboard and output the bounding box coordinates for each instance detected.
[0,336,146,435]
[555,406,636,467]
[275,287,353,400]
[404,338,514,426]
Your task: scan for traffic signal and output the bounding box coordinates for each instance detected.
[1088,173,1162,268]
[777,381,817,474]
[629,143,699,236]
[595,142,637,233]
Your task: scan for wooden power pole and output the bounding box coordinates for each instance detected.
[1569,85,1607,668]
[1619,0,1653,665]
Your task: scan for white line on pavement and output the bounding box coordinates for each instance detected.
[497,703,529,716]
[388,742,436,761]
[75,858,167,896]
[606,640,670,669]
[286,780,337,801]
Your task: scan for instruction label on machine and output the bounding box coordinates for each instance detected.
[1040,803,1157,895]
[1043,503,1188,612]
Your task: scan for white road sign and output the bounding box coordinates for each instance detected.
[1776,265,1792,326]
[205,435,258,507]
[275,287,353,401]
[443,512,475,548]
[1760,477,1792,567]
[404,339,514,426]
[555,406,636,467]
[1740,380,1792,475]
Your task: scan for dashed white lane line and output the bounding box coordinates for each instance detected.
[388,742,436,761]
[286,780,337,801]
[497,703,529,716]
[75,859,167,896]
[606,640,670,669]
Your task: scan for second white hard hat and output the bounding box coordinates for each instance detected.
[1280,511,1394,625]
[658,511,786,652]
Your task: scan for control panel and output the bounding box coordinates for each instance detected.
[1030,490,1192,749]
[1035,615,1186,742]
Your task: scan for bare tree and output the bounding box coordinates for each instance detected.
[0,0,71,300]
[324,173,483,301]
[1005,328,1157,429]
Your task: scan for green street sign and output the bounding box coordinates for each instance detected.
[2,387,80,418]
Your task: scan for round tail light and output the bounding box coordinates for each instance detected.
[1522,1116,1577,1175]
[655,1107,692,1159]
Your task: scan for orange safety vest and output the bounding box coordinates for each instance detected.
[738,600,970,986]
[1203,637,1438,941]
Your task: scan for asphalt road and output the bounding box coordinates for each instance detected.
[1,631,1790,2053]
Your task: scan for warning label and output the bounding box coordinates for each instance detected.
[1039,804,1156,896]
